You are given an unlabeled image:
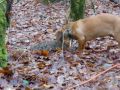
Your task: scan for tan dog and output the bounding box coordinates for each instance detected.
[56,13,120,51]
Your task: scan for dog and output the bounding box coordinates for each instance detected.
[56,13,120,51]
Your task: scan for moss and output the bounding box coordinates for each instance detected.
[70,0,86,21]
[42,0,62,4]
[0,48,7,67]
[0,0,8,67]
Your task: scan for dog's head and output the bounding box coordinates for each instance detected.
[56,28,72,42]
[55,26,74,50]
[56,22,74,40]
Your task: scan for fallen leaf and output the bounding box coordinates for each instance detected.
[11,50,28,60]
[86,62,95,67]
[39,77,48,85]
[11,20,17,27]
[43,84,54,89]
[41,50,49,56]
[25,87,31,90]
[0,67,13,76]
[32,50,49,56]
[37,61,46,69]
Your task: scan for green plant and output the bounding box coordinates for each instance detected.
[0,0,8,67]
[70,0,86,21]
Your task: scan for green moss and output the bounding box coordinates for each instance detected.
[42,0,63,4]
[0,0,8,67]
[0,49,7,67]
[70,0,86,21]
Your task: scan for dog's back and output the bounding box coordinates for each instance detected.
[72,13,120,41]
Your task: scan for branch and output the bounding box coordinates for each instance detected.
[67,63,120,90]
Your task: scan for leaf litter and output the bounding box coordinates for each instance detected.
[3,0,120,90]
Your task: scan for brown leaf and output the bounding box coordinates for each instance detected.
[34,0,41,5]
[11,20,17,27]
[39,77,48,85]
[25,87,31,90]
[86,62,95,67]
[37,61,46,69]
[32,50,49,56]
[6,11,13,18]
[43,84,54,89]
[41,50,49,56]
[0,67,13,76]
[11,50,28,60]
[56,48,62,52]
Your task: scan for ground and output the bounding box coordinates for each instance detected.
[0,0,120,90]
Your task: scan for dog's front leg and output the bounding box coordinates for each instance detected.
[77,36,86,52]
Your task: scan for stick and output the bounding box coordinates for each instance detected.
[67,63,120,90]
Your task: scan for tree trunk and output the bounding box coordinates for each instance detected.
[70,0,86,21]
[0,0,11,67]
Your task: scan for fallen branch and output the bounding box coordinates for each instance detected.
[67,63,120,90]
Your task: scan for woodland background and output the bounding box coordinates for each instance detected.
[0,0,120,90]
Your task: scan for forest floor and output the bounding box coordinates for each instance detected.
[0,0,120,90]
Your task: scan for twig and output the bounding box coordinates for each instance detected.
[90,0,96,15]
[60,0,71,60]
[61,30,65,60]
[67,63,120,90]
